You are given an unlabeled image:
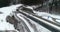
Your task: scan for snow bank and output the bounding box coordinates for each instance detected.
[0,4,22,30]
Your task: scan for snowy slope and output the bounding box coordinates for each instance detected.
[0,4,22,30]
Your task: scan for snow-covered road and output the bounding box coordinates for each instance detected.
[16,10,60,32]
[0,4,60,31]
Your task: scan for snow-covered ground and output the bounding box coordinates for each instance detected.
[0,4,22,30]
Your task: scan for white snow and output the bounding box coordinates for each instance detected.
[0,4,22,30]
